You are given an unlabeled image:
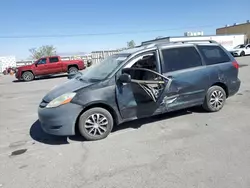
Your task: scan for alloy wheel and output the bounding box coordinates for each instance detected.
[84,113,109,136]
[210,90,224,110]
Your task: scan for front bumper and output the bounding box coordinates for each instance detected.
[38,103,83,136]
[15,71,22,80]
[230,51,241,57]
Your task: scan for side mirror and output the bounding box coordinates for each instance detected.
[118,73,131,83]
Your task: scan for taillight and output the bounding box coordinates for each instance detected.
[232,61,239,69]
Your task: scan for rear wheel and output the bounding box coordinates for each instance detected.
[202,86,226,112]
[22,71,34,81]
[78,107,114,141]
[240,51,245,56]
[68,66,78,74]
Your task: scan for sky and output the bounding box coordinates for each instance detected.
[0,0,249,59]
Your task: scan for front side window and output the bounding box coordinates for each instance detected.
[79,53,130,81]
[122,52,159,81]
[197,45,230,65]
[36,58,47,65]
[161,46,202,72]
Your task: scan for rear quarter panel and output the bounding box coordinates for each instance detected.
[61,60,85,70]
[200,45,239,96]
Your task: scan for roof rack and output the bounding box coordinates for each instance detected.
[142,40,170,48]
[141,39,218,49]
[172,40,218,44]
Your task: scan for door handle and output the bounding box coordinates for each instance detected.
[167,75,173,79]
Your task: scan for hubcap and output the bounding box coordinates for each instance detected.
[210,90,224,109]
[70,69,78,73]
[85,113,108,136]
[23,73,31,80]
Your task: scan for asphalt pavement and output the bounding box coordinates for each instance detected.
[0,56,250,188]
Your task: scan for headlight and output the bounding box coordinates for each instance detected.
[46,92,76,108]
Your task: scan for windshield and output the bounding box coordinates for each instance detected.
[79,53,130,81]
[234,44,246,49]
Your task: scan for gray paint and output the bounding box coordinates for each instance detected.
[37,41,241,136]
[38,103,83,135]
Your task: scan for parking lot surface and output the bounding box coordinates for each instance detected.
[0,56,250,188]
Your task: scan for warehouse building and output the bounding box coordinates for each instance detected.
[0,56,16,73]
[216,20,250,43]
[141,34,245,50]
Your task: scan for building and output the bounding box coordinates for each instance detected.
[15,60,34,67]
[57,52,92,61]
[184,31,204,37]
[0,56,16,73]
[91,49,123,64]
[216,20,250,43]
[141,34,245,50]
[15,50,122,67]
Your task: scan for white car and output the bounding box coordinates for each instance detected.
[229,44,250,57]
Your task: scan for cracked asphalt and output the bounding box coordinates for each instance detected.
[0,56,250,188]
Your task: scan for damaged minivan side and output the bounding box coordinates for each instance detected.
[38,40,241,141]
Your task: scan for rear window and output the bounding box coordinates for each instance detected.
[49,57,59,63]
[197,45,231,65]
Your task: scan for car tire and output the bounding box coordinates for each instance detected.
[68,66,78,74]
[240,51,245,56]
[202,86,226,112]
[22,71,34,81]
[78,107,114,141]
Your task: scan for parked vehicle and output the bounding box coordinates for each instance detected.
[15,56,85,81]
[2,66,17,75]
[229,44,250,56]
[38,40,241,141]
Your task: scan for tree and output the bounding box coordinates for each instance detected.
[127,40,136,48]
[29,45,57,60]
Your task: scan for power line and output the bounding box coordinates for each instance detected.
[0,25,217,39]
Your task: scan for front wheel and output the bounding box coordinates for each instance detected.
[240,51,245,56]
[78,107,114,141]
[22,71,34,81]
[202,86,226,112]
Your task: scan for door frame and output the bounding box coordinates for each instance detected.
[34,57,48,75]
[156,45,210,111]
[115,50,173,120]
[47,56,62,74]
[245,44,250,55]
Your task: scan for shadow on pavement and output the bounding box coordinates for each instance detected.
[13,74,67,83]
[239,64,248,68]
[30,120,69,145]
[30,108,204,145]
[112,109,194,132]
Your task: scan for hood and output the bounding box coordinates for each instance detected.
[229,48,241,52]
[230,47,244,51]
[43,78,94,102]
[18,64,33,70]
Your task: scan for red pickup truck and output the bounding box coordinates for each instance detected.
[15,56,85,81]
